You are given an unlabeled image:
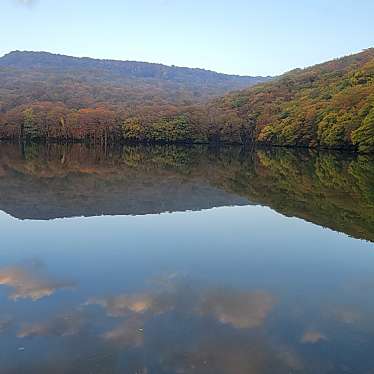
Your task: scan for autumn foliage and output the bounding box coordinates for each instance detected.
[0,49,373,152]
[207,48,374,152]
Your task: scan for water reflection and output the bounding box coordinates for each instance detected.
[300,330,328,344]
[10,274,286,373]
[0,143,373,373]
[0,261,74,301]
[7,270,374,373]
[17,311,87,338]
[0,143,373,241]
[87,280,275,330]
[0,317,13,334]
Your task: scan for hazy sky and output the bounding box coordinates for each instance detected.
[0,0,373,76]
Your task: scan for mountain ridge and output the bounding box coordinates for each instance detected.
[0,50,270,83]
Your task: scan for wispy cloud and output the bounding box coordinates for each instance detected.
[14,0,38,8]
[301,330,328,344]
[0,261,74,301]
[88,278,275,330]
[103,316,144,347]
[88,293,156,317]
[199,289,275,329]
[17,311,88,338]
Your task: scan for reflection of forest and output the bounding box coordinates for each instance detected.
[0,143,373,242]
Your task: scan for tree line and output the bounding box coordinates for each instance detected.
[0,49,373,151]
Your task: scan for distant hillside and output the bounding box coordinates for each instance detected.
[95,49,374,152]
[0,51,270,143]
[0,50,268,116]
[204,48,374,152]
[0,49,373,153]
[0,51,267,88]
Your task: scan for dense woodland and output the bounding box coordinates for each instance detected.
[0,144,373,241]
[208,48,374,153]
[0,50,268,143]
[0,49,373,152]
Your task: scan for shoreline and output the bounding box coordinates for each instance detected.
[0,138,363,155]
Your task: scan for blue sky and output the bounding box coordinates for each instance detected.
[0,0,373,76]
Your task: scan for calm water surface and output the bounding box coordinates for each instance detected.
[0,143,373,373]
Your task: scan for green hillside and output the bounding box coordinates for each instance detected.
[206,49,374,152]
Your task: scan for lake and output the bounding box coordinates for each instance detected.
[0,143,373,373]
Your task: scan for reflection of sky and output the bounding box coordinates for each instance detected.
[0,206,372,291]
[0,206,373,372]
[0,262,74,301]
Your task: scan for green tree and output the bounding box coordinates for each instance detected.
[122,118,144,141]
[352,108,374,153]
[22,108,39,141]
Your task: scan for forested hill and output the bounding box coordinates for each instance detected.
[0,51,270,142]
[0,50,268,110]
[205,48,374,152]
[0,50,373,153]
[0,51,268,88]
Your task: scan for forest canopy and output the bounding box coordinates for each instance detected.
[206,48,374,152]
[0,49,373,152]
